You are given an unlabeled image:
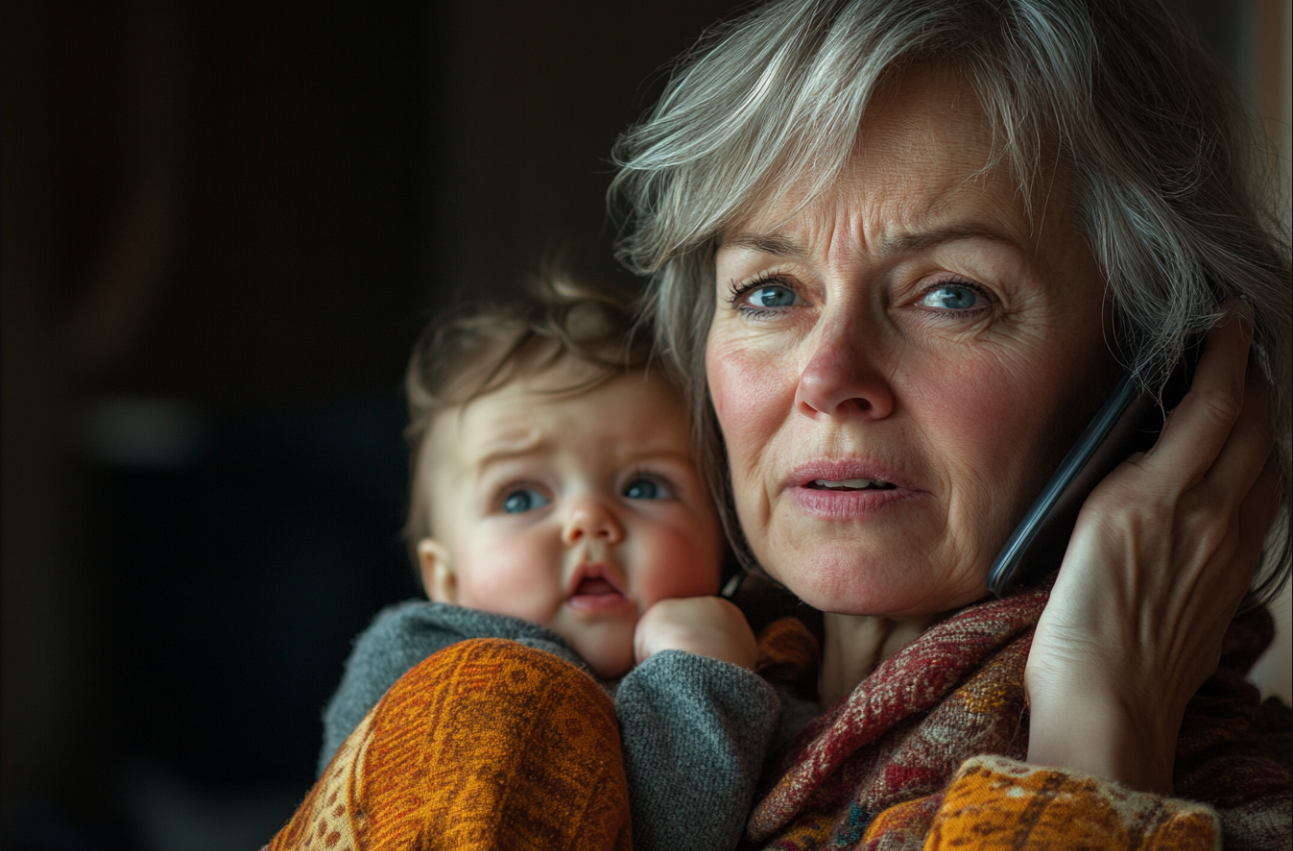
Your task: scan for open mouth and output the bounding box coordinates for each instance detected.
[567,565,630,612]
[789,465,915,518]
[573,576,620,597]
[806,478,896,491]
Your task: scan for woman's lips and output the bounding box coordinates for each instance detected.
[785,461,922,518]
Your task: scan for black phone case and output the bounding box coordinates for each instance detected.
[986,349,1199,597]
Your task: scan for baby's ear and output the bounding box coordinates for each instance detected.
[417,539,457,604]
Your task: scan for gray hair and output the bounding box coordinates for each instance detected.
[609,0,1291,603]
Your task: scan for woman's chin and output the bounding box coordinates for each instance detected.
[764,545,986,618]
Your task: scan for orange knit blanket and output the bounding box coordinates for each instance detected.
[265,639,631,851]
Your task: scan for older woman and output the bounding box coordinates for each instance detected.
[609,0,1290,847]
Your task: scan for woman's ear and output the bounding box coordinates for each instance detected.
[417,539,457,604]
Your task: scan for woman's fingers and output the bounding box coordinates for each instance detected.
[1142,307,1251,487]
[1202,350,1276,499]
[1232,454,1282,585]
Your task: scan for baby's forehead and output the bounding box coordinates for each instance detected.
[431,364,691,467]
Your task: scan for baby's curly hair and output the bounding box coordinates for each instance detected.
[402,272,655,564]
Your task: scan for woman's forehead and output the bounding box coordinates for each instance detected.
[719,68,1066,259]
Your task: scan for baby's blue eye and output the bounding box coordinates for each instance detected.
[747,285,798,308]
[623,477,672,500]
[921,284,981,311]
[503,488,550,513]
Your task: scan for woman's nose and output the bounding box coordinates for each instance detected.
[561,497,624,548]
[794,313,895,419]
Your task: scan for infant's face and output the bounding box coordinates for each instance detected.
[419,363,725,678]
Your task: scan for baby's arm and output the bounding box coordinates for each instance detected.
[617,598,779,851]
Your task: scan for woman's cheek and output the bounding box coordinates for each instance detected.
[907,363,1020,453]
[707,337,791,466]
[907,352,1091,544]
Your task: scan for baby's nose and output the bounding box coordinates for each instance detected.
[562,498,624,547]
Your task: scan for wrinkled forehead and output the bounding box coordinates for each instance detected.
[431,365,694,477]
[418,352,606,475]
[718,65,1061,249]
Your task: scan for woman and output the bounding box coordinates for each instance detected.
[608,0,1290,846]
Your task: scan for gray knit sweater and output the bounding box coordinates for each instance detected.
[320,601,816,851]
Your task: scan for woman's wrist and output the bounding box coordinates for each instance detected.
[1025,685,1181,795]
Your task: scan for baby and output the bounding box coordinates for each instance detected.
[317,275,799,851]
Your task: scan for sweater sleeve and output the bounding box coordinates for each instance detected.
[614,650,783,851]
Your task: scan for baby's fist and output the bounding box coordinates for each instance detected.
[634,597,758,670]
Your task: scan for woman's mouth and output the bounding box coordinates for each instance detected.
[806,478,896,491]
[788,463,917,517]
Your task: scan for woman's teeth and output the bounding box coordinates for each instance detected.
[811,478,895,490]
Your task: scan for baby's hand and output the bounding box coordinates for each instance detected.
[633,597,758,670]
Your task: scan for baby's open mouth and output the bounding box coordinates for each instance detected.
[567,566,630,612]
[573,577,621,597]
[807,478,896,491]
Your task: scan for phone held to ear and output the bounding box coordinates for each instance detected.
[987,344,1203,598]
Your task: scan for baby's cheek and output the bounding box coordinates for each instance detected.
[455,535,562,624]
[635,525,724,607]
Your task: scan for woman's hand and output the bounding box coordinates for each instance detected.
[1025,307,1279,794]
[634,597,759,670]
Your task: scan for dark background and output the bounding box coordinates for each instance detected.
[0,1,1270,847]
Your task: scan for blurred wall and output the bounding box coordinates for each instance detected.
[2,0,744,845]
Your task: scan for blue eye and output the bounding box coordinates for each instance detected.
[921,284,982,311]
[503,488,550,513]
[623,477,672,500]
[747,285,798,309]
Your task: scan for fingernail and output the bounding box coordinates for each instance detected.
[1223,298,1255,339]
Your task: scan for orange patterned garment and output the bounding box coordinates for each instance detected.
[264,638,631,851]
[265,598,1288,850]
[925,755,1222,850]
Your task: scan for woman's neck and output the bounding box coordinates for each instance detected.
[819,612,934,708]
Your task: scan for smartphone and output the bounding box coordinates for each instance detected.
[986,344,1201,597]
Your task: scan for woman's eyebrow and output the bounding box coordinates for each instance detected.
[880,224,1019,255]
[721,232,807,258]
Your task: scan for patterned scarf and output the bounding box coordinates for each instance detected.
[747,588,1286,850]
